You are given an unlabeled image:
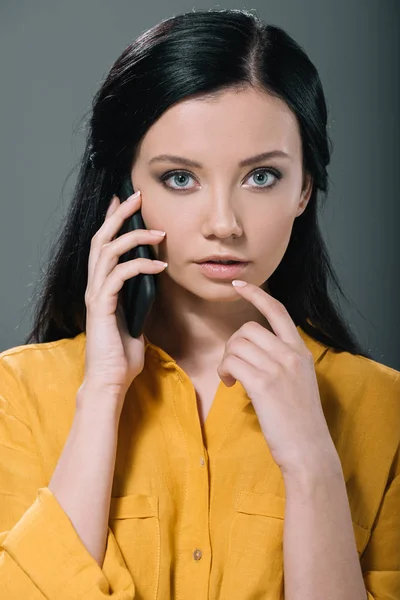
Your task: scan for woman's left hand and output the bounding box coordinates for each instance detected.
[217,280,339,478]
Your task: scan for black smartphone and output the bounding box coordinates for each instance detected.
[116,176,157,338]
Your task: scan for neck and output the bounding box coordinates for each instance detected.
[143,275,272,371]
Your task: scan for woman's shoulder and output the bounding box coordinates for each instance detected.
[0,332,86,425]
[317,343,400,469]
[0,331,86,362]
[320,342,400,397]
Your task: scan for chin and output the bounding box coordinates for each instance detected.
[167,275,235,299]
[187,280,247,302]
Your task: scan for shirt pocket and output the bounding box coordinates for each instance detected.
[220,489,371,600]
[220,490,286,600]
[109,494,160,599]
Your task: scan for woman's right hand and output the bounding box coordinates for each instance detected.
[81,190,167,412]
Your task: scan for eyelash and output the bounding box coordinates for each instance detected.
[158,167,283,192]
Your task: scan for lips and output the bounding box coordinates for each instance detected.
[196,257,248,264]
[196,251,249,263]
[196,261,249,279]
[204,260,242,264]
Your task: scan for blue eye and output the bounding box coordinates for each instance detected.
[161,171,193,190]
[159,167,282,192]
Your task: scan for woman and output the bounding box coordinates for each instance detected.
[0,8,398,600]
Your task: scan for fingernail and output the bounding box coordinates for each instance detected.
[232,280,247,287]
[149,229,166,236]
[127,190,141,201]
[153,260,168,267]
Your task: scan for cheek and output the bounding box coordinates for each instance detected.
[255,211,295,261]
[140,203,184,259]
[140,200,168,231]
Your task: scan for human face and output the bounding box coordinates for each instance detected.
[130,87,312,306]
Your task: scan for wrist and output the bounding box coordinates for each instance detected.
[76,382,125,422]
[281,444,343,486]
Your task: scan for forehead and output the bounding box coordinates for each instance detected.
[137,87,302,163]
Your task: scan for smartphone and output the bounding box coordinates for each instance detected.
[116,176,157,338]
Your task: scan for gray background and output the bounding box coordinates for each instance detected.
[1,1,399,370]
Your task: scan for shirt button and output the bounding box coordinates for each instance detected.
[200,456,205,466]
[193,548,202,561]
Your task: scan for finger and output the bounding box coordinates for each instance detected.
[229,321,295,361]
[99,192,141,243]
[88,191,141,283]
[104,197,120,244]
[218,353,257,387]
[224,336,276,372]
[105,195,119,219]
[232,282,303,348]
[96,257,166,309]
[90,230,164,298]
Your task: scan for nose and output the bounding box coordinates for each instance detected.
[201,191,243,239]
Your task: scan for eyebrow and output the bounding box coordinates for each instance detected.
[148,150,292,169]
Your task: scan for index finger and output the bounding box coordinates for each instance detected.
[232,281,303,347]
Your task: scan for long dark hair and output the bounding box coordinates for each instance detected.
[25,8,373,359]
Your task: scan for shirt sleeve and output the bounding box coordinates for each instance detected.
[0,361,136,599]
[361,445,400,600]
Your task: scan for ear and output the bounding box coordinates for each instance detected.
[296,172,313,217]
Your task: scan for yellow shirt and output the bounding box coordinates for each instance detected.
[0,326,399,600]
